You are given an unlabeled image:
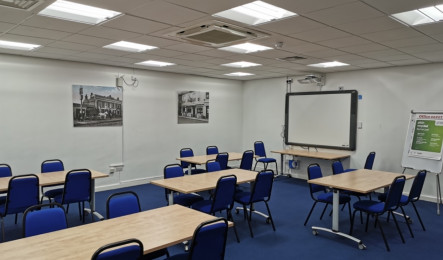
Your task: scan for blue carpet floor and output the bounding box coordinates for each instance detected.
[2,176,442,259]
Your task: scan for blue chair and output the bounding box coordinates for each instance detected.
[206,146,219,155]
[0,164,12,205]
[164,164,203,206]
[350,175,406,252]
[41,159,65,204]
[180,148,206,175]
[106,191,141,219]
[0,174,39,241]
[91,238,143,260]
[235,170,276,237]
[53,169,92,223]
[304,164,351,226]
[253,141,278,174]
[167,218,228,260]
[378,170,427,238]
[347,151,376,171]
[192,175,239,242]
[239,150,254,171]
[216,152,229,170]
[22,203,67,237]
[206,160,221,172]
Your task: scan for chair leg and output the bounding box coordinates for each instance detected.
[399,206,414,238]
[349,210,358,235]
[15,213,18,224]
[247,205,254,238]
[253,161,258,171]
[391,212,405,244]
[365,213,370,232]
[319,203,328,220]
[377,215,390,252]
[1,217,4,242]
[411,202,426,231]
[264,201,276,231]
[304,201,318,226]
[82,202,86,223]
[273,162,278,175]
[78,202,82,221]
[227,210,240,243]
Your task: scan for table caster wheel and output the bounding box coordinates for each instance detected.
[266,217,270,224]
[358,242,366,250]
[312,230,318,236]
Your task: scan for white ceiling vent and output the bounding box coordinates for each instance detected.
[168,21,269,48]
[0,0,44,10]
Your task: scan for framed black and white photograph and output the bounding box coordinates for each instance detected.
[177,91,209,124]
[72,85,123,127]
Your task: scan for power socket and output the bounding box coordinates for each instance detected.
[116,77,123,88]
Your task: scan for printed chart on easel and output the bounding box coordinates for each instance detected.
[401,111,443,214]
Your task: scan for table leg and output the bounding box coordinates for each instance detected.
[280,154,284,176]
[85,179,105,221]
[188,164,192,175]
[437,174,441,215]
[312,189,366,249]
[168,191,174,205]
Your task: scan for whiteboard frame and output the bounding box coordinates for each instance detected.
[284,90,358,151]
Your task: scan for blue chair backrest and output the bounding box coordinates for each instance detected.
[41,159,64,173]
[212,175,237,212]
[307,164,326,194]
[189,218,228,260]
[364,152,376,170]
[239,150,254,170]
[250,170,274,203]
[216,153,229,170]
[384,176,406,211]
[164,164,184,179]
[63,170,91,204]
[5,174,39,215]
[92,239,143,260]
[331,161,344,175]
[23,203,67,237]
[206,146,219,155]
[254,141,267,157]
[409,170,427,202]
[206,161,221,172]
[180,148,194,168]
[107,191,141,219]
[0,164,12,178]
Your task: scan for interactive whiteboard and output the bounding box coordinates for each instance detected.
[284,90,358,150]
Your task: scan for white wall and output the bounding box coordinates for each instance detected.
[242,63,443,202]
[0,54,243,190]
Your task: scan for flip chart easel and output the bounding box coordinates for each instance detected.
[401,110,443,214]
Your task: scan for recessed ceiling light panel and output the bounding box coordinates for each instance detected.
[0,40,41,51]
[103,41,157,53]
[308,61,349,68]
[213,1,297,25]
[219,42,272,53]
[391,5,443,26]
[136,60,175,67]
[222,61,261,68]
[38,0,122,25]
[224,72,255,76]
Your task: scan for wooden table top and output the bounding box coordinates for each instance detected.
[271,149,350,160]
[308,169,414,193]
[0,205,229,260]
[151,168,258,194]
[0,170,108,192]
[177,152,244,165]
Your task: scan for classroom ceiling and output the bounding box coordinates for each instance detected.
[1,0,443,80]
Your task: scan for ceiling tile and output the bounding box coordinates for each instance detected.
[382,36,438,48]
[164,0,251,13]
[22,16,91,33]
[318,36,372,48]
[0,21,14,33]
[0,7,31,24]
[361,27,423,42]
[335,16,404,35]
[61,34,113,47]
[361,0,439,14]
[0,34,53,45]
[9,26,71,40]
[338,43,389,53]
[80,27,141,41]
[267,0,358,14]
[47,41,97,51]
[258,17,325,35]
[290,26,352,42]
[165,43,211,53]
[103,15,170,34]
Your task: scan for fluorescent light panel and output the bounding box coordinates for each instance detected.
[0,40,40,51]
[224,72,254,76]
[308,61,349,68]
[103,41,157,53]
[222,61,261,68]
[219,43,272,54]
[213,1,297,25]
[38,0,121,25]
[136,60,175,67]
[391,5,443,26]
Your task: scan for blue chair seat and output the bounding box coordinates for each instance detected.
[353,200,385,214]
[0,204,5,215]
[191,200,212,213]
[0,196,6,205]
[167,253,188,260]
[184,168,206,175]
[378,193,408,205]
[174,194,204,207]
[316,192,351,204]
[43,188,64,198]
[257,157,276,163]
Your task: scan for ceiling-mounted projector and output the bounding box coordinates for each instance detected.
[297,74,325,87]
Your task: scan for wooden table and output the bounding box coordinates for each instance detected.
[0,204,229,259]
[0,170,108,219]
[307,169,414,249]
[151,168,258,205]
[271,149,350,177]
[177,152,244,174]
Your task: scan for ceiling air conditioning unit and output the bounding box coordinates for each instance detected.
[297,74,326,87]
[167,21,269,48]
